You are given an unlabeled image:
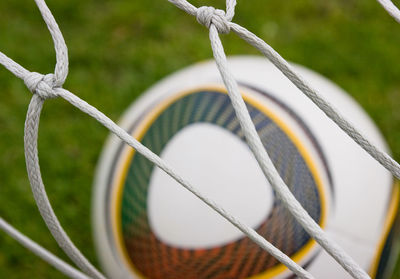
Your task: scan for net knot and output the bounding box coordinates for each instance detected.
[24,72,59,99]
[196,6,231,34]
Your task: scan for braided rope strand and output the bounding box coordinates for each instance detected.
[0,51,30,79]
[24,94,106,279]
[377,0,400,23]
[0,217,90,279]
[228,22,400,180]
[34,0,68,87]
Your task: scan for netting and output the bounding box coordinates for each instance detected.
[1,0,400,279]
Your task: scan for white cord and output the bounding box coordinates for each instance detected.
[229,22,400,180]
[377,0,400,23]
[24,93,106,279]
[0,217,90,279]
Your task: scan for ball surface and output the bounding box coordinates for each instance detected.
[93,56,398,279]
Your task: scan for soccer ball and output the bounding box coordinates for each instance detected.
[93,56,398,279]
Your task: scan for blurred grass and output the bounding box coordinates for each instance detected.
[0,0,399,278]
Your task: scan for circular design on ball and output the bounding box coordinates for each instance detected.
[110,87,327,279]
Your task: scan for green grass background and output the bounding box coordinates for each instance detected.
[0,0,399,278]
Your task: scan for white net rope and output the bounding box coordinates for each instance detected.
[378,0,400,23]
[0,0,400,278]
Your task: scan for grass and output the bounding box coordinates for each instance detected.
[0,0,399,278]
